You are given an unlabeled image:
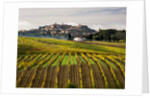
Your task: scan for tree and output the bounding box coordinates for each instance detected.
[68,33,72,40]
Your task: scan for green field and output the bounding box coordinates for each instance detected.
[17,37,126,88]
[17,37,125,55]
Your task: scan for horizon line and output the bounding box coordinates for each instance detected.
[18,23,126,31]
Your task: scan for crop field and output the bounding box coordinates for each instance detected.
[16,37,125,88]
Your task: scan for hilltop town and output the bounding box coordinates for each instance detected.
[18,23,96,37]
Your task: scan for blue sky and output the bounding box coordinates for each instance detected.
[19,8,126,30]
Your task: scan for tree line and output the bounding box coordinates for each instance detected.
[85,29,126,42]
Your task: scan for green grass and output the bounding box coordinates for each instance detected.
[97,58,106,68]
[52,55,62,66]
[17,52,125,73]
[108,61,117,70]
[86,56,95,65]
[85,41,125,47]
[78,55,86,63]
[37,37,125,54]
[61,55,69,66]
[70,55,78,65]
[18,37,125,55]
[39,54,49,61]
[42,55,56,67]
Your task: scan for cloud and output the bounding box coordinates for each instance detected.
[19,8,126,30]
[19,21,31,26]
[65,22,79,26]
[19,21,38,30]
[90,24,126,31]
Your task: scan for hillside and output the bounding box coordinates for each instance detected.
[17,36,125,88]
[17,37,125,55]
[18,23,96,38]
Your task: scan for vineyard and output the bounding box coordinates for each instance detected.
[16,37,125,88]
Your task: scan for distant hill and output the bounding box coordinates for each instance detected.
[18,23,96,39]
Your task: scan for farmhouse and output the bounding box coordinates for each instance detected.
[73,37,86,41]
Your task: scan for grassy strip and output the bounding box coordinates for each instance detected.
[44,53,59,68]
[51,55,62,66]
[96,57,106,68]
[59,52,66,65]
[86,55,95,65]
[61,55,69,66]
[70,55,78,65]
[78,55,86,63]
[43,53,56,68]
[67,53,71,85]
[34,54,52,68]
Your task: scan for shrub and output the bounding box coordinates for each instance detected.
[65,83,77,88]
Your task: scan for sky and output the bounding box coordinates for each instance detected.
[19,8,126,31]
